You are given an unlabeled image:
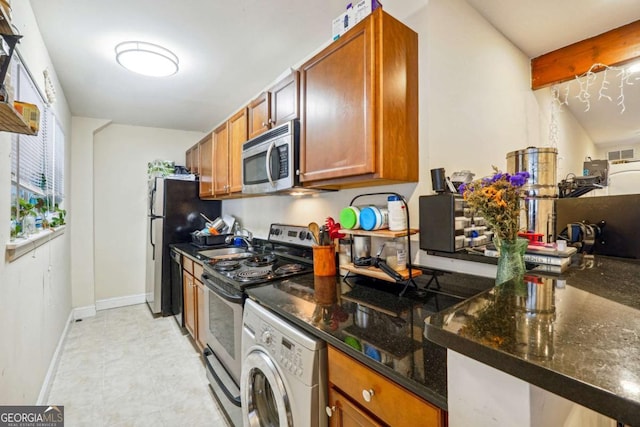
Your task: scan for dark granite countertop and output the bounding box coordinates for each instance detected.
[171,242,210,263]
[424,256,640,425]
[246,271,495,410]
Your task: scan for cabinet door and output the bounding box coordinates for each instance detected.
[299,16,375,183]
[198,134,214,198]
[195,279,206,350]
[248,92,270,139]
[328,387,383,427]
[189,143,200,175]
[228,108,248,193]
[183,271,196,338]
[213,122,229,195]
[270,70,299,126]
[328,346,444,427]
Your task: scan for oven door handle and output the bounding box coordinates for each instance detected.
[203,347,241,407]
[201,273,244,304]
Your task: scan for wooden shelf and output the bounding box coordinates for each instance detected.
[0,102,36,135]
[338,228,419,238]
[340,262,422,283]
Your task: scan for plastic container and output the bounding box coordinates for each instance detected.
[387,196,407,231]
[359,206,389,231]
[339,206,361,229]
[385,239,407,271]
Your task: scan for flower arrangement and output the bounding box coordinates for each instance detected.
[459,168,530,243]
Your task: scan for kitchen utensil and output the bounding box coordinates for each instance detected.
[308,222,320,244]
[200,212,215,224]
[373,243,404,282]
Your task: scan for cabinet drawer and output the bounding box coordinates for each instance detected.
[328,346,443,427]
[193,262,204,281]
[182,256,194,275]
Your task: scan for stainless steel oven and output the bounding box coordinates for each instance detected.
[241,120,300,194]
[200,224,315,426]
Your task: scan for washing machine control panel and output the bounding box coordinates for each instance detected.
[258,323,305,378]
[280,337,304,378]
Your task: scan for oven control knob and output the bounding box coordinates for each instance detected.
[261,330,273,345]
[299,231,307,240]
[272,228,281,236]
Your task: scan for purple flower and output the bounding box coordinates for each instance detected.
[458,183,467,194]
[509,171,530,187]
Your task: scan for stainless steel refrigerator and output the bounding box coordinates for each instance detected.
[145,176,221,316]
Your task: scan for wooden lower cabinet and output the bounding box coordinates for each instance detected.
[182,258,206,350]
[327,346,445,427]
[183,271,196,338]
[193,263,206,349]
[328,387,383,427]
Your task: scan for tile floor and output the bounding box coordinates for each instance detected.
[46,304,229,426]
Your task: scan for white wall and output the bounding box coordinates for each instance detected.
[93,124,203,302]
[224,0,563,241]
[0,2,71,404]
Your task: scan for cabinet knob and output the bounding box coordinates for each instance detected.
[362,388,375,402]
[261,122,267,127]
[268,118,273,125]
[325,406,335,417]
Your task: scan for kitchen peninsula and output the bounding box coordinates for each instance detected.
[425,255,640,426]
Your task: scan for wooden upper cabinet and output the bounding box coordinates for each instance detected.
[186,143,199,176]
[228,108,248,194]
[247,70,300,139]
[248,92,271,139]
[270,70,299,127]
[213,122,229,196]
[198,133,214,198]
[299,8,418,188]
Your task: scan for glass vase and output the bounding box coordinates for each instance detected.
[494,237,528,286]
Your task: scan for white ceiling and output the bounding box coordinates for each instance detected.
[29,0,640,144]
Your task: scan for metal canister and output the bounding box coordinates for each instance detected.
[506,147,558,243]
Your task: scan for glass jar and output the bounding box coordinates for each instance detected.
[338,238,352,276]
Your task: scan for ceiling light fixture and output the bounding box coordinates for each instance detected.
[115,41,179,77]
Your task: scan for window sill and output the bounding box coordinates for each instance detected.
[6,226,66,262]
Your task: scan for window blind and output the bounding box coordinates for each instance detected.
[9,53,65,217]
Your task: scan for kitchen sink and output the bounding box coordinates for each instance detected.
[198,247,252,260]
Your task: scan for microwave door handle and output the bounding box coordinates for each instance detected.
[266,140,277,187]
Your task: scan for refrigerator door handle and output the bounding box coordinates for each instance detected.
[150,216,157,260]
[149,183,157,216]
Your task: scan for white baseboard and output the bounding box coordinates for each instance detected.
[37,311,73,405]
[95,293,146,311]
[73,305,96,320]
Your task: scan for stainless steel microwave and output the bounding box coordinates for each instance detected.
[241,120,300,194]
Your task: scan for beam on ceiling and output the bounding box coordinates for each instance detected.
[531,20,640,90]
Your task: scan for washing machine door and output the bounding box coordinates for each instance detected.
[241,349,293,427]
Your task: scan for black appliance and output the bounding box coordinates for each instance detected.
[555,194,640,259]
[419,193,466,253]
[145,176,221,317]
[169,247,184,327]
[201,224,315,426]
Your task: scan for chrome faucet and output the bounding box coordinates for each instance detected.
[225,228,254,252]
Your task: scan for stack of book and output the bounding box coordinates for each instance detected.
[484,243,577,274]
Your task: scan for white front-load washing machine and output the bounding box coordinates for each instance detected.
[241,298,327,427]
